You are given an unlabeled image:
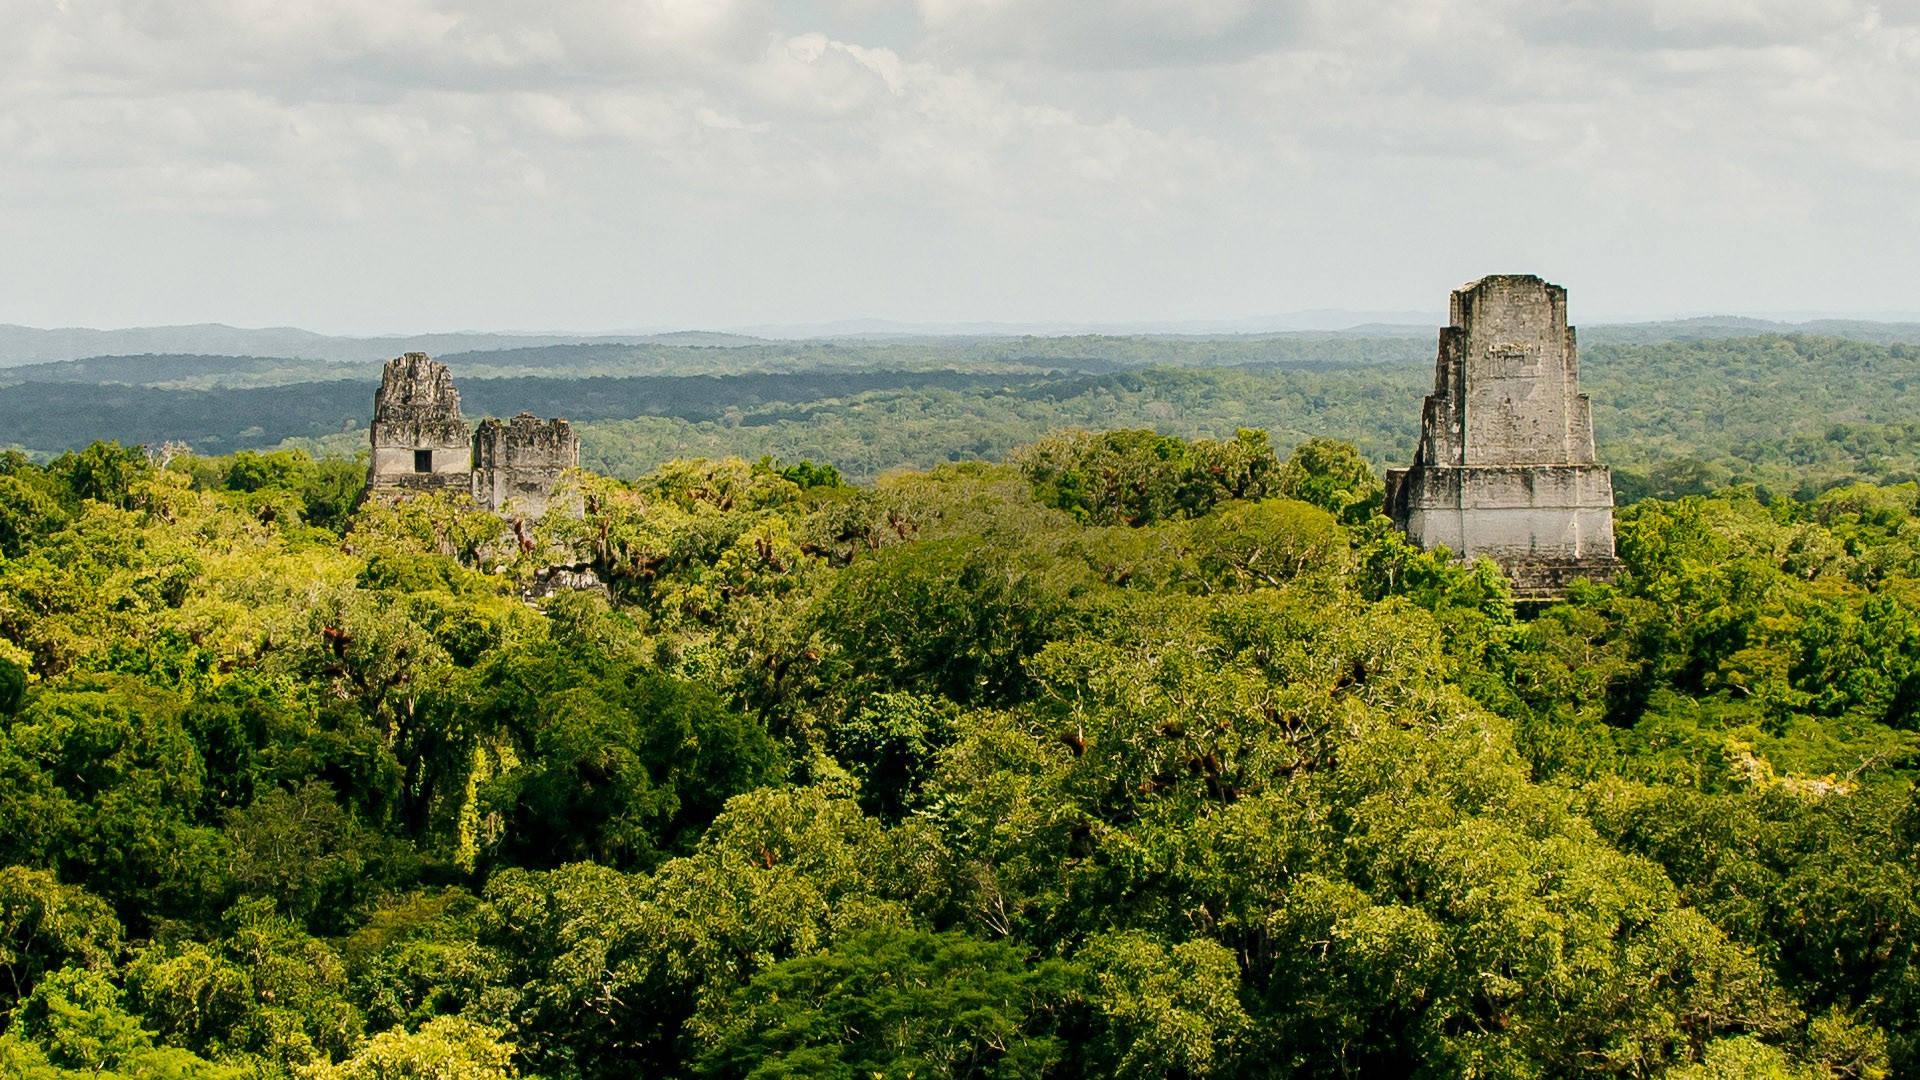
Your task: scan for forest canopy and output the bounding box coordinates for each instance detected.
[0,432,1915,1079]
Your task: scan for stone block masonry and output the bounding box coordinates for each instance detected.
[472,413,580,519]
[368,353,473,495]
[365,353,579,515]
[1386,275,1621,599]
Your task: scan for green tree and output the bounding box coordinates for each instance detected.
[693,928,1080,1080]
[1016,428,1281,527]
[1275,436,1384,526]
[1081,930,1249,1077]
[0,474,67,558]
[0,967,243,1079]
[830,692,961,821]
[224,449,315,494]
[0,867,122,1012]
[443,644,785,871]
[811,536,1088,708]
[299,457,369,534]
[1187,497,1349,591]
[224,781,372,930]
[51,442,152,510]
[127,899,363,1069]
[484,785,912,1079]
[299,1017,525,1080]
[338,891,515,1035]
[0,678,227,930]
[0,655,24,715]
[772,458,844,490]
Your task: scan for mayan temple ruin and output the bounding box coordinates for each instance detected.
[367,353,473,495]
[366,353,579,516]
[1385,275,1621,599]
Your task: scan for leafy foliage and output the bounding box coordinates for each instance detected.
[0,433,1915,1078]
[693,928,1079,1080]
[1016,428,1281,526]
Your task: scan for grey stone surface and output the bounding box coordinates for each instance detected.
[472,412,580,518]
[368,353,472,494]
[1386,275,1620,597]
[365,354,578,515]
[520,562,611,603]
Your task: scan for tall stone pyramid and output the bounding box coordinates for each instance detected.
[1385,275,1620,598]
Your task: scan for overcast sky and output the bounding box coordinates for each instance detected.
[3,0,1918,333]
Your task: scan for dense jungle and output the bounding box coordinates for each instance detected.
[0,425,1916,1079]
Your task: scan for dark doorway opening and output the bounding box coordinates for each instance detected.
[414,450,433,473]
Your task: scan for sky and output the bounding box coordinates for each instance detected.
[3,0,1919,333]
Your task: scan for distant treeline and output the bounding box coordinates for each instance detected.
[0,370,1033,455]
[575,335,1920,495]
[6,334,1920,501]
[0,335,1439,388]
[0,353,344,386]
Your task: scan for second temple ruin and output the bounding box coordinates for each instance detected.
[367,353,579,517]
[1386,274,1621,599]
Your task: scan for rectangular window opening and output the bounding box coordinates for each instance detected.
[413,449,433,473]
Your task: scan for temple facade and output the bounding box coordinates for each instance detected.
[366,353,578,516]
[367,353,473,495]
[1385,275,1620,598]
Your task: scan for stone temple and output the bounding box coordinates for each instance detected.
[367,353,579,517]
[1385,275,1621,598]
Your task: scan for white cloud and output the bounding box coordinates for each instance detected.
[913,0,1309,67]
[0,0,1916,329]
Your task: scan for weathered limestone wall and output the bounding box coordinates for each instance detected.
[1388,275,1619,598]
[365,354,576,516]
[471,412,579,517]
[368,353,472,493]
[1425,277,1596,467]
[1391,464,1616,559]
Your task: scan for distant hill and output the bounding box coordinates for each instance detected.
[7,316,1920,370]
[0,324,766,367]
[727,311,1443,337]
[0,353,368,389]
[1584,317,1920,346]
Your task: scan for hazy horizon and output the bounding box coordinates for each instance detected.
[12,307,1920,343]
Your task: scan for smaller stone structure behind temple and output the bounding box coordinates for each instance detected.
[365,353,578,515]
[473,413,580,518]
[1385,275,1620,598]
